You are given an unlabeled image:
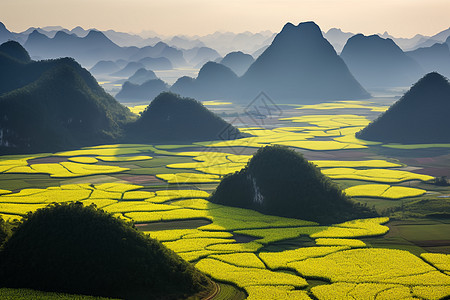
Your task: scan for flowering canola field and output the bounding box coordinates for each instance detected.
[1,100,449,299]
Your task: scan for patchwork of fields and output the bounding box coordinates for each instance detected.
[1,99,449,299]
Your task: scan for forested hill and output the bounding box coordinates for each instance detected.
[0,41,133,153]
[357,72,450,143]
[209,145,377,224]
[125,92,244,142]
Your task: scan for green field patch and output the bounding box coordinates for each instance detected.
[344,184,427,199]
[94,183,142,193]
[68,157,98,164]
[55,145,152,157]
[0,287,119,300]
[235,227,325,244]
[383,143,450,149]
[154,144,197,149]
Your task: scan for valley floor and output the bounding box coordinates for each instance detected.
[0,97,449,299]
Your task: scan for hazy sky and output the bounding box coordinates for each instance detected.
[1,0,449,37]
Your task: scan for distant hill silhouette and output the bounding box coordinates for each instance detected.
[129,42,186,67]
[89,60,120,75]
[0,22,19,44]
[167,36,205,49]
[220,51,255,76]
[0,42,133,153]
[0,202,209,299]
[171,61,238,100]
[379,31,429,51]
[127,68,158,84]
[110,61,145,77]
[126,92,243,142]
[210,145,377,224]
[116,79,168,102]
[323,28,354,53]
[412,27,450,50]
[357,72,450,143]
[0,41,31,63]
[188,47,221,68]
[24,30,124,66]
[407,43,450,77]
[137,56,172,70]
[341,34,424,88]
[239,22,369,102]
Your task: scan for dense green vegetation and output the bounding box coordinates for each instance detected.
[209,145,377,224]
[0,217,15,246]
[0,42,134,154]
[357,72,450,143]
[0,41,31,63]
[0,202,209,299]
[0,42,243,154]
[125,92,243,142]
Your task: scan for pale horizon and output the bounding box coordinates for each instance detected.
[1,0,449,39]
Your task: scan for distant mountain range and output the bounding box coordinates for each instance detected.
[116,79,168,102]
[341,34,424,88]
[170,22,370,102]
[219,51,255,76]
[357,72,450,143]
[171,61,239,100]
[0,42,241,154]
[239,22,370,101]
[406,40,450,78]
[1,20,450,98]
